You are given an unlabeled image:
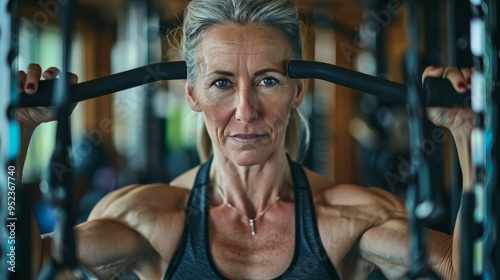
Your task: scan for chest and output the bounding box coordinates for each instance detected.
[207,204,373,279]
[142,195,377,279]
[208,204,296,279]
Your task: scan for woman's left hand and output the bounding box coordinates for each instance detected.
[422,66,476,189]
[422,66,474,135]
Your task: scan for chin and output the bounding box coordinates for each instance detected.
[226,150,272,166]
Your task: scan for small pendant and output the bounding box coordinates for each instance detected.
[249,219,256,236]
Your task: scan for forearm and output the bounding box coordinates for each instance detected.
[450,128,473,276]
[20,124,83,278]
[30,215,46,278]
[423,124,472,278]
[17,123,45,277]
[18,123,37,181]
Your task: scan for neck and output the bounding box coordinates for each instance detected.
[210,150,292,218]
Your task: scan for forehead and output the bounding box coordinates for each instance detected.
[197,24,291,67]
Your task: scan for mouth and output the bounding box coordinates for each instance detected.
[230,134,267,144]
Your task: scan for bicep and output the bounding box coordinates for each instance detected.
[38,219,148,279]
[359,218,411,279]
[75,218,148,278]
[360,224,455,280]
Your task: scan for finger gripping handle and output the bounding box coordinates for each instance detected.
[20,80,58,107]
[424,77,471,108]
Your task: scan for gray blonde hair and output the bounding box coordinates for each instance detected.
[181,0,309,162]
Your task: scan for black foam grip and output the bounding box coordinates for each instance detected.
[288,60,407,103]
[19,61,187,108]
[20,79,57,107]
[423,77,471,108]
[288,60,472,108]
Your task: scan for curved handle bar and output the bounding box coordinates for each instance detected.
[19,60,470,108]
[288,60,471,108]
[19,61,187,107]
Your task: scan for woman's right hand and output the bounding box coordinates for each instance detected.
[16,63,79,128]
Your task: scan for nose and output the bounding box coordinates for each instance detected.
[234,86,259,123]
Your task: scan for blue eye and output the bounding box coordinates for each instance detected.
[214,79,231,88]
[259,77,278,87]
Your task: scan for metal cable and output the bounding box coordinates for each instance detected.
[403,0,440,278]
[36,0,96,278]
[468,0,497,278]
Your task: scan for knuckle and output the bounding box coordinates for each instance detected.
[27,63,41,70]
[442,67,458,78]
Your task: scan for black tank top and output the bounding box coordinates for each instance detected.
[164,156,340,279]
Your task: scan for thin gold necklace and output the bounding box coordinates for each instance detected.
[216,185,280,236]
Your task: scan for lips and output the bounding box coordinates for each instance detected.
[230,134,266,144]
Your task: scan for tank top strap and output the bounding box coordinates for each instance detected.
[185,155,212,252]
[286,156,340,279]
[164,156,226,279]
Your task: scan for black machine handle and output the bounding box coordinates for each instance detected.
[19,60,470,108]
[423,77,471,108]
[288,60,471,108]
[19,61,187,107]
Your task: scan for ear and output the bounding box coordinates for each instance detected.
[185,81,202,112]
[292,79,305,108]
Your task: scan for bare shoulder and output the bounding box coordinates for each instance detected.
[87,162,204,233]
[89,183,190,220]
[304,168,408,277]
[169,165,201,190]
[304,167,406,215]
[87,183,191,244]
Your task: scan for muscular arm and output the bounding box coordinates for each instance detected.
[429,111,473,279]
[30,169,185,279]
[31,181,186,279]
[25,143,150,279]
[354,187,412,279]
[36,218,148,279]
[25,135,149,279]
[359,114,472,280]
[31,183,152,279]
[359,67,473,279]
[359,217,454,279]
[17,67,153,279]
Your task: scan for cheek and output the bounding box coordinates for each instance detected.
[199,99,234,137]
[204,101,233,122]
[196,89,233,118]
[263,96,293,130]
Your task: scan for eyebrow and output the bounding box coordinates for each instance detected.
[206,70,234,77]
[253,68,286,77]
[206,68,287,78]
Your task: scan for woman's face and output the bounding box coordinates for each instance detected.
[186,24,304,166]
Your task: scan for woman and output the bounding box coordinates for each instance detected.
[20,0,472,279]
